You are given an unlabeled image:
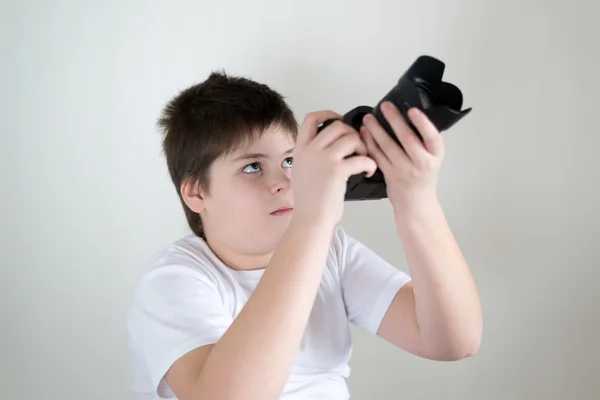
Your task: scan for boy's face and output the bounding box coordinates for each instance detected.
[200,126,296,261]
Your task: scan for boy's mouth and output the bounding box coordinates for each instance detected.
[270,207,293,216]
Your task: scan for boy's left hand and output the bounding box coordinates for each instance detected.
[360,101,444,210]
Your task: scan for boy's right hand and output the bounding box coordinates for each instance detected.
[291,111,377,226]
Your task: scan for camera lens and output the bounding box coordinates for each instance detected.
[340,55,471,201]
[414,78,443,109]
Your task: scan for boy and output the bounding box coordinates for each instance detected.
[127,71,482,400]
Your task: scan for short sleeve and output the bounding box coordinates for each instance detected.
[335,227,412,335]
[128,262,234,397]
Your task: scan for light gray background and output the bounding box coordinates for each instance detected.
[2,0,599,399]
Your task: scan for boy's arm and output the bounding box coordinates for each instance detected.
[360,103,482,361]
[377,198,482,360]
[166,218,335,400]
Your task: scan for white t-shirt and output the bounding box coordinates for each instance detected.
[127,226,411,399]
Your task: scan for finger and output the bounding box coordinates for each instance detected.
[311,120,356,150]
[407,108,444,158]
[341,155,377,179]
[327,131,367,159]
[296,110,343,148]
[380,101,430,162]
[362,112,406,162]
[360,126,396,174]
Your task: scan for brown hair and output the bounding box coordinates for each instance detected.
[157,71,298,239]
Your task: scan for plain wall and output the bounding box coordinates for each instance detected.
[2,0,599,398]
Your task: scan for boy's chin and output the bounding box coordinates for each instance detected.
[244,224,291,253]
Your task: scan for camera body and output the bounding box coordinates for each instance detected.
[317,55,472,201]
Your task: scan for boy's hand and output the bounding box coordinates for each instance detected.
[360,102,444,210]
[292,111,377,226]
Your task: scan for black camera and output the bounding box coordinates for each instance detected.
[317,55,472,201]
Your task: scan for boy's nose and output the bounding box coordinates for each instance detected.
[269,171,291,194]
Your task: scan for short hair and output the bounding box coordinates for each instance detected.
[157,71,298,238]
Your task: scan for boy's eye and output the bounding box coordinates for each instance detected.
[242,162,261,173]
[282,157,293,168]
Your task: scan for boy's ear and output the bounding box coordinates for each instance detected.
[180,178,206,214]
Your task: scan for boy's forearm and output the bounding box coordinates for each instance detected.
[196,217,336,400]
[393,196,482,359]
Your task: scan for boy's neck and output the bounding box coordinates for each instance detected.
[205,234,272,272]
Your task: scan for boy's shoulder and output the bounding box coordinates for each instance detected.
[152,225,346,264]
[149,233,211,267]
[139,233,225,282]
[136,225,360,288]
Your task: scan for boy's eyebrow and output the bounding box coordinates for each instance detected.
[233,147,294,161]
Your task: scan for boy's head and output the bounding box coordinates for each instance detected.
[158,71,298,255]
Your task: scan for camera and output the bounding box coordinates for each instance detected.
[317,55,472,201]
